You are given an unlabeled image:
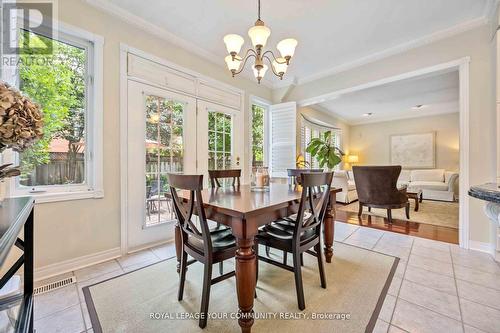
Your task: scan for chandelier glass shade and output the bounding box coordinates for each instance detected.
[223,0,297,83]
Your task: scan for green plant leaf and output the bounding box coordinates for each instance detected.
[323,131,331,142]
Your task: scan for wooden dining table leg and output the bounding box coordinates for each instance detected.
[235,235,256,332]
[323,191,337,263]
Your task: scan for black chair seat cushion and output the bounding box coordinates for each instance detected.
[188,227,236,251]
[257,219,315,243]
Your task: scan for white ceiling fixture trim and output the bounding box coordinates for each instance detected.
[85,0,275,88]
[298,57,470,108]
[87,0,494,90]
[290,16,489,87]
[347,106,459,126]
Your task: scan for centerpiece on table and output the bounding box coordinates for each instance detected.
[305,131,345,170]
[250,166,270,191]
[0,81,44,202]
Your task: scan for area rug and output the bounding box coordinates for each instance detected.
[83,243,397,333]
[337,200,459,229]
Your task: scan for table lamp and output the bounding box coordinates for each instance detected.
[347,155,359,164]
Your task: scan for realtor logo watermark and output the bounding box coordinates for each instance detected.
[1,1,56,57]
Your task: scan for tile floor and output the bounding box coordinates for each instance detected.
[32,223,500,333]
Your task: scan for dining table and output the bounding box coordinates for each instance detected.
[175,183,341,333]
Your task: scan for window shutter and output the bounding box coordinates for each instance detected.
[269,102,296,178]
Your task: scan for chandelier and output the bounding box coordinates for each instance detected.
[223,0,298,84]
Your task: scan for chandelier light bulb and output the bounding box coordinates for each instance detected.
[253,64,268,80]
[225,55,242,72]
[272,57,288,75]
[223,34,244,55]
[248,24,271,48]
[277,38,298,60]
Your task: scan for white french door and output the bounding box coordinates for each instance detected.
[127,80,197,250]
[126,82,243,251]
[197,100,244,187]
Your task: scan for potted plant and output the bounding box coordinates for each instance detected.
[0,81,43,201]
[305,131,345,170]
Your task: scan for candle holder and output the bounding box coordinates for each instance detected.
[250,166,270,191]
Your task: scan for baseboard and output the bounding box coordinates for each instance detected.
[35,247,122,282]
[469,240,494,255]
[126,239,174,255]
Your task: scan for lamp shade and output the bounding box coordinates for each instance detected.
[248,24,271,47]
[225,55,242,71]
[253,64,268,79]
[272,57,288,75]
[347,155,359,163]
[223,34,244,54]
[277,38,298,58]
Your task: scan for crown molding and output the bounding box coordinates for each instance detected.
[483,0,500,23]
[343,106,459,126]
[86,0,489,91]
[309,104,350,125]
[295,16,488,86]
[85,0,274,88]
[346,108,459,126]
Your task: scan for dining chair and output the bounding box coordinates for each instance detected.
[255,172,333,310]
[207,169,240,258]
[168,173,237,329]
[208,169,241,188]
[287,168,324,187]
[267,168,324,263]
[352,165,410,224]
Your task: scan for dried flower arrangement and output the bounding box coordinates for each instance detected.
[0,81,43,181]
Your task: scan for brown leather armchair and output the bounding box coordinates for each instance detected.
[352,166,410,223]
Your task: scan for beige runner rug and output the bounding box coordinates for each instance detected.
[337,200,459,229]
[84,242,398,333]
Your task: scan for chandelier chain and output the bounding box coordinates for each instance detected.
[258,0,261,20]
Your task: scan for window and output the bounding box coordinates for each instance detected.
[250,100,268,167]
[145,95,184,226]
[2,24,104,202]
[300,122,341,169]
[208,111,232,170]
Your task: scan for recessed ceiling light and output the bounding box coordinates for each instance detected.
[362,112,373,117]
[412,104,426,110]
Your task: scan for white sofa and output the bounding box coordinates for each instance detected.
[404,169,459,202]
[332,170,358,204]
[333,168,458,203]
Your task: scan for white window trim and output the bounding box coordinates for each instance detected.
[1,20,104,204]
[249,95,270,172]
[300,118,343,170]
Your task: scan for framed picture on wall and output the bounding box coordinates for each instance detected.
[390,132,435,168]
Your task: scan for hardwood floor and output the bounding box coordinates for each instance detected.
[335,206,459,244]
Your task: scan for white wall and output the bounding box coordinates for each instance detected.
[349,113,460,171]
[279,25,497,246]
[31,0,271,271]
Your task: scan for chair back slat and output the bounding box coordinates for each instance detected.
[293,172,333,241]
[287,168,324,186]
[208,169,241,188]
[168,174,212,253]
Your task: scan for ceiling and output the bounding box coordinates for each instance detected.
[316,70,459,125]
[94,0,491,86]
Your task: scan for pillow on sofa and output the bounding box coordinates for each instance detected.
[410,169,445,182]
